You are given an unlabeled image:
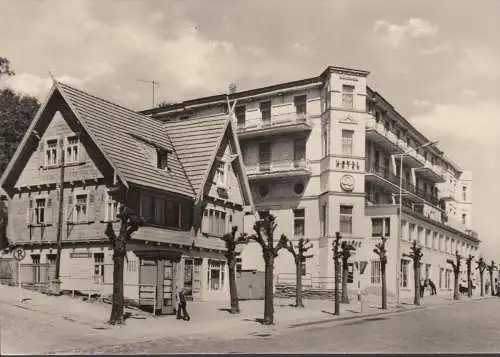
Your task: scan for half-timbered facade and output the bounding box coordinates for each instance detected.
[0,81,254,312]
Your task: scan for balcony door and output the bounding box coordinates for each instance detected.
[294,138,306,168]
[259,142,271,172]
[260,101,271,126]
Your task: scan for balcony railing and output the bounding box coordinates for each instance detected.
[366,165,440,206]
[236,112,311,133]
[366,116,444,181]
[245,159,311,176]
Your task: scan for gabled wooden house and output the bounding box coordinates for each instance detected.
[0,81,254,313]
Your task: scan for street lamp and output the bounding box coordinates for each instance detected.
[392,140,438,307]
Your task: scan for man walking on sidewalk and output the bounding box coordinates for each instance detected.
[176,286,190,321]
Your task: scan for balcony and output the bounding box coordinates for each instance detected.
[365,165,441,207]
[414,161,446,183]
[365,117,404,154]
[236,112,313,140]
[245,159,312,180]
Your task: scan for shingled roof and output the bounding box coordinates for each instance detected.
[163,114,230,196]
[56,82,195,197]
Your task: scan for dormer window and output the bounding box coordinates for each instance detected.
[156,149,169,170]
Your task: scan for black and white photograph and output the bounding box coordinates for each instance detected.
[0,0,499,354]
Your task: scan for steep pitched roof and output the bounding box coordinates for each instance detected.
[55,82,195,197]
[163,114,229,197]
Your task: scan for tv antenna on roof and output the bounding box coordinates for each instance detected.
[137,79,160,108]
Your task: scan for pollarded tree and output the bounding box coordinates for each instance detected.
[284,237,314,308]
[486,261,496,297]
[220,226,248,314]
[476,257,487,297]
[447,250,461,301]
[249,214,288,325]
[104,204,144,325]
[403,240,424,306]
[340,240,360,304]
[373,236,388,310]
[332,232,342,316]
[466,254,474,298]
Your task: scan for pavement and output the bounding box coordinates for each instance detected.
[64,297,500,354]
[0,284,495,354]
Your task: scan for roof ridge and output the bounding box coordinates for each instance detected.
[55,81,151,121]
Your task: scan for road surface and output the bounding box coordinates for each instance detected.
[58,298,500,354]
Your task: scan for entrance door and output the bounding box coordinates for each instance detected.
[184,259,194,301]
[139,258,158,311]
[161,260,175,315]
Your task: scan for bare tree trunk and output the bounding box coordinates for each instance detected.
[109,222,126,325]
[228,259,240,314]
[490,271,494,296]
[263,254,274,325]
[453,269,459,300]
[341,257,349,304]
[295,259,304,308]
[467,268,472,298]
[480,273,484,297]
[414,262,420,306]
[381,260,387,310]
[334,256,340,315]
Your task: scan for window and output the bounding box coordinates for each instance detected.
[409,223,416,241]
[75,194,88,223]
[371,260,381,284]
[439,267,444,289]
[203,209,227,235]
[462,186,467,201]
[260,101,271,123]
[156,149,168,170]
[258,210,270,220]
[417,227,424,245]
[293,209,305,238]
[31,254,41,283]
[45,139,59,167]
[214,161,227,186]
[140,195,153,223]
[94,253,105,282]
[371,218,383,237]
[432,232,438,250]
[339,205,353,234]
[401,220,408,241]
[154,197,165,225]
[346,263,354,283]
[35,198,46,224]
[322,126,329,156]
[401,260,409,288]
[445,269,452,289]
[293,138,306,166]
[425,229,431,247]
[207,260,225,291]
[65,136,79,163]
[235,106,246,128]
[47,254,57,265]
[165,201,181,228]
[294,95,307,118]
[462,213,467,225]
[341,130,354,155]
[103,191,119,222]
[439,235,444,252]
[342,85,354,108]
[320,203,327,237]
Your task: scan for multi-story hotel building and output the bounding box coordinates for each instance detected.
[143,65,481,298]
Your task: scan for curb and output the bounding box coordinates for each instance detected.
[288,296,494,329]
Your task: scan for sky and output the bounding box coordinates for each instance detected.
[1,0,499,256]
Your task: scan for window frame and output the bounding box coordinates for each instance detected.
[44,137,60,168]
[293,208,305,238]
[339,205,353,235]
[207,259,226,291]
[65,135,80,164]
[342,84,355,108]
[93,252,105,283]
[27,195,52,227]
[294,94,307,118]
[103,190,120,223]
[156,148,169,170]
[371,260,382,284]
[341,129,354,156]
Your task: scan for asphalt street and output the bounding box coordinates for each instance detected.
[58,298,500,354]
